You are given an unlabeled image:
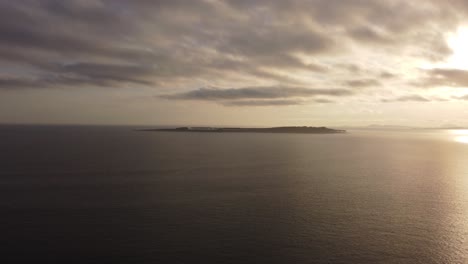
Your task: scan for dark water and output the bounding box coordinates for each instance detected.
[2,125,468,263]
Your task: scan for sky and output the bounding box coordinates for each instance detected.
[1,0,468,127]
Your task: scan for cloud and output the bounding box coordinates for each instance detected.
[0,62,156,89]
[381,95,431,103]
[0,78,39,89]
[0,0,465,104]
[162,88,339,106]
[314,98,335,103]
[379,71,396,79]
[344,79,381,88]
[59,63,155,85]
[347,26,393,44]
[452,94,468,100]
[419,68,468,88]
[159,86,354,101]
[336,63,363,74]
[0,1,149,60]
[222,99,304,106]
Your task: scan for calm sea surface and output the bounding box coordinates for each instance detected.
[2,125,468,263]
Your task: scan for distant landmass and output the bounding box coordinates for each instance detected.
[337,124,416,130]
[139,126,346,134]
[337,124,468,130]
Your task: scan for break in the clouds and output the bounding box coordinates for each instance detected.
[1,0,468,125]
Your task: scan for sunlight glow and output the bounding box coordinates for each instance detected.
[450,130,468,144]
[455,136,468,144]
[446,27,468,70]
[450,129,468,135]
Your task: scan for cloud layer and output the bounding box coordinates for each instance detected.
[381,95,430,103]
[1,0,468,108]
[160,86,353,105]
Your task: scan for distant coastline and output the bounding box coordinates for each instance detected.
[139,126,346,134]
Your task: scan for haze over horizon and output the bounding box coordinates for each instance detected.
[1,0,468,127]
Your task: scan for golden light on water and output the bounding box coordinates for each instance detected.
[450,130,468,144]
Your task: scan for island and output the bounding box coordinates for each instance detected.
[139,126,346,134]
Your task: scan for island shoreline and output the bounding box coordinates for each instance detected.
[137,126,346,134]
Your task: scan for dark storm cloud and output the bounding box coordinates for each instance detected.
[160,86,354,101]
[381,95,431,103]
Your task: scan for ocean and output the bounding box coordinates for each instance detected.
[2,125,468,263]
